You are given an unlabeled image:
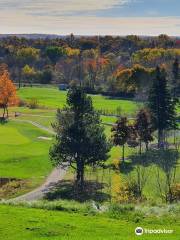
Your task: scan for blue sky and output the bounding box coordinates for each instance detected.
[0,0,180,35]
[96,0,180,17]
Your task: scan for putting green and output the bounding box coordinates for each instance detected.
[0,121,52,182]
[0,125,30,145]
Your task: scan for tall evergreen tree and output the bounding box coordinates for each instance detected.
[172,58,179,144]
[50,86,110,187]
[148,66,177,148]
[172,58,179,98]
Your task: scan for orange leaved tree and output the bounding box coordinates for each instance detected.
[0,71,19,118]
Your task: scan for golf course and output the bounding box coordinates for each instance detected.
[1,3,180,238]
[0,86,179,240]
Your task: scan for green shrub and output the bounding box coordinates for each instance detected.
[171,183,180,202]
[28,98,39,109]
[108,203,134,219]
[18,99,27,107]
[0,180,25,199]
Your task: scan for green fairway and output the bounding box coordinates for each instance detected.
[18,87,140,115]
[0,204,179,240]
[0,126,29,145]
[0,121,53,197]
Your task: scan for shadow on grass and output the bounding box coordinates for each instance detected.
[45,180,110,203]
[0,117,8,125]
[118,149,179,174]
[120,161,134,174]
[129,149,179,168]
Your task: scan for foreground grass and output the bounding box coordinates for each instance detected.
[0,204,179,240]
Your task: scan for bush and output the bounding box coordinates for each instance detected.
[18,99,27,107]
[28,98,39,109]
[0,180,25,199]
[116,106,122,116]
[3,199,98,215]
[108,203,135,219]
[111,174,141,203]
[171,183,180,202]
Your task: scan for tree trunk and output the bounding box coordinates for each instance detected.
[76,160,84,190]
[173,130,176,145]
[139,140,142,154]
[80,166,84,188]
[122,144,125,162]
[158,129,163,149]
[6,107,9,118]
[18,69,21,89]
[137,166,142,198]
[145,142,149,151]
[2,106,5,118]
[76,168,81,183]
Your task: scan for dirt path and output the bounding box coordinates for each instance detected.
[10,164,68,202]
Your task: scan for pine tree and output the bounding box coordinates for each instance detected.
[172,58,179,144]
[148,66,177,148]
[172,58,179,98]
[50,86,110,188]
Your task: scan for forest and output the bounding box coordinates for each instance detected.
[0,34,180,99]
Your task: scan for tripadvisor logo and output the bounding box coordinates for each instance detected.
[135,227,143,236]
[135,227,174,236]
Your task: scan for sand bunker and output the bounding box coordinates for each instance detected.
[38,136,52,141]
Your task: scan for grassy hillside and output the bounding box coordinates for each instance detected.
[18,87,140,115]
[0,121,53,197]
[0,111,178,201]
[0,204,179,240]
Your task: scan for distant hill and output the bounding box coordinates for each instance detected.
[0,34,180,40]
[0,34,66,39]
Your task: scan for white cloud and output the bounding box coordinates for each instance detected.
[0,0,179,35]
[0,0,130,15]
[0,11,180,36]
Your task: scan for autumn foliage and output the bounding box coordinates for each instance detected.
[0,70,19,118]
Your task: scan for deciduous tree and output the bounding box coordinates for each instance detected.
[0,71,19,118]
[46,46,67,64]
[135,108,154,153]
[111,117,129,162]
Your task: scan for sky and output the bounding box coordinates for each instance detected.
[0,0,180,36]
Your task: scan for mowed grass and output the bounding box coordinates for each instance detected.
[18,87,140,115]
[0,204,179,240]
[9,107,118,129]
[1,109,179,201]
[0,126,29,145]
[0,121,53,188]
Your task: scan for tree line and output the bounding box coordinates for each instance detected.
[0,34,180,98]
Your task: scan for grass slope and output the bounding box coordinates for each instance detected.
[0,121,53,196]
[18,87,140,115]
[0,205,179,240]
